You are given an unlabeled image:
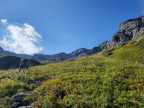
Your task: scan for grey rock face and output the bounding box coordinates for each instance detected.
[12,91,32,102]
[119,16,144,37]
[91,15,144,53]
[90,41,109,54]
[70,48,90,57]
[10,102,20,108]
[106,16,144,49]
[98,41,109,50]
[91,47,102,54]
[10,91,33,108]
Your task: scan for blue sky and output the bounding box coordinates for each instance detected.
[0,0,143,55]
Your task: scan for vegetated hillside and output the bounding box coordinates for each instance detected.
[102,32,144,64]
[0,53,144,107]
[0,56,41,70]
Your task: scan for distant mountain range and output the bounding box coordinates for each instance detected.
[0,15,144,68]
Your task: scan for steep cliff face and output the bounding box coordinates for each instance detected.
[91,15,144,53]
[91,16,144,54]
[106,15,144,49]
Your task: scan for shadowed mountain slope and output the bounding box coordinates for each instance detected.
[0,56,41,70]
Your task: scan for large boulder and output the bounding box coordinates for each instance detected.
[12,91,32,102]
[10,91,33,108]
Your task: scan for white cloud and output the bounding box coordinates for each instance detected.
[1,19,7,23]
[0,23,43,55]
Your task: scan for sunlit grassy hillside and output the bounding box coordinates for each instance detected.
[102,33,144,64]
[0,55,144,107]
[0,33,144,108]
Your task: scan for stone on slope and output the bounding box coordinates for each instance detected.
[10,91,33,108]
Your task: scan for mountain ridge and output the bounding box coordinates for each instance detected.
[0,15,144,64]
[91,15,144,53]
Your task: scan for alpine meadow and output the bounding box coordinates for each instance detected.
[0,1,144,107]
[0,18,144,107]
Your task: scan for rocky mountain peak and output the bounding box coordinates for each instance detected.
[91,15,144,54]
[70,48,90,57]
[103,15,144,50]
[119,15,144,37]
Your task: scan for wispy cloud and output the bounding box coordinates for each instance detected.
[0,20,43,55]
[1,19,7,23]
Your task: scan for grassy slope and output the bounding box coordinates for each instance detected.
[0,33,144,107]
[0,55,144,107]
[101,33,144,64]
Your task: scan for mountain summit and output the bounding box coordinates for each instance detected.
[31,15,144,62]
[107,15,144,49]
[91,15,144,53]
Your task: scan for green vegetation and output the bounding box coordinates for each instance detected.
[102,32,144,64]
[0,33,144,107]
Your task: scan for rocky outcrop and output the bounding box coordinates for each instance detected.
[70,48,90,57]
[90,15,144,53]
[90,47,102,54]
[105,15,144,50]
[90,41,108,54]
[10,91,33,108]
[10,102,20,108]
